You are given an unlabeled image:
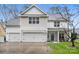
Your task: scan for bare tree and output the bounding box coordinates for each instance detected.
[49,5,79,47]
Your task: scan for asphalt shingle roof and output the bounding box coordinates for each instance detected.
[6,18,20,26]
[48,14,65,21]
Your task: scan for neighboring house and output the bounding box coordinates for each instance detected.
[6,5,71,42]
[0,22,5,42]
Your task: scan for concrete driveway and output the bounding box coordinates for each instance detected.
[0,42,50,54]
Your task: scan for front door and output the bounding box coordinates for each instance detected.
[51,33,54,41]
[59,33,64,42]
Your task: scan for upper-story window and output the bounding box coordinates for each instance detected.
[29,17,39,24]
[54,21,60,27]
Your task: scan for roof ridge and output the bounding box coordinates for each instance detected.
[20,4,47,15]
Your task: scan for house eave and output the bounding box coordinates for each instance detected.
[48,20,68,22]
[18,14,48,18]
[6,25,20,27]
[48,28,72,31]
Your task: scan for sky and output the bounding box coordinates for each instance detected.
[16,4,79,13]
[36,4,78,13]
[0,4,79,15]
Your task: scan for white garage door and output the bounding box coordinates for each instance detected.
[8,33,20,42]
[23,33,47,42]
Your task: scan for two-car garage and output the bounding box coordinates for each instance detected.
[6,25,47,42]
[6,32,47,42]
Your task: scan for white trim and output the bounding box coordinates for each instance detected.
[20,4,48,15]
[57,31,59,42]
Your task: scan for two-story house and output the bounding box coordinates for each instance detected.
[6,5,71,42]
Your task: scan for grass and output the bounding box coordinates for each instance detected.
[48,40,79,54]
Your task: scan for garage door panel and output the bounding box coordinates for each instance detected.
[23,33,47,42]
[8,33,20,42]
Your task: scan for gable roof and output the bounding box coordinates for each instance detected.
[20,4,47,15]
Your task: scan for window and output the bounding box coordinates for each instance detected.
[29,17,32,24]
[54,21,60,27]
[36,17,39,24]
[33,17,35,24]
[29,17,39,24]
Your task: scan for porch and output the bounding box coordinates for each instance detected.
[48,31,70,42]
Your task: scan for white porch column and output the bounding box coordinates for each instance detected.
[57,31,59,42]
[48,32,51,41]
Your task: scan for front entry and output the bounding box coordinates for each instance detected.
[48,31,59,42]
[51,33,54,41]
[59,32,65,42]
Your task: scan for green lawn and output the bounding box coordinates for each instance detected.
[48,40,79,54]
